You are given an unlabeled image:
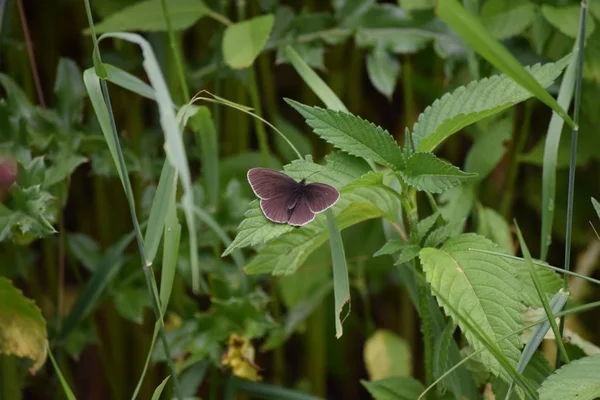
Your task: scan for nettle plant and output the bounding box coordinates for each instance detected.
[222,29,597,400]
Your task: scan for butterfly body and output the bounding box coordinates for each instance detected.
[247,168,340,226]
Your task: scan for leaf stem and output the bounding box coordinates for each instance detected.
[160,0,190,102]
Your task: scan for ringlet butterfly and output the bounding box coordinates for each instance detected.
[247,167,340,226]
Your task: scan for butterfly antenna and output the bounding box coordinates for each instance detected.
[304,170,321,181]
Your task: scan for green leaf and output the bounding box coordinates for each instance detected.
[104,63,156,101]
[222,15,274,69]
[364,330,411,380]
[542,5,595,39]
[480,0,536,40]
[283,46,348,112]
[54,58,85,126]
[394,244,420,265]
[286,99,404,169]
[423,219,465,248]
[244,184,400,275]
[67,233,102,272]
[398,0,433,11]
[151,376,170,400]
[361,376,425,400]
[44,155,87,188]
[476,206,513,254]
[515,258,562,309]
[335,0,376,29]
[366,47,400,100]
[90,0,211,33]
[276,42,326,71]
[326,210,350,339]
[0,277,47,373]
[373,239,405,257]
[114,288,151,325]
[412,56,571,152]
[0,185,57,243]
[416,212,440,241]
[419,234,523,377]
[538,354,600,400]
[189,106,219,210]
[401,152,477,193]
[437,0,574,129]
[593,197,600,221]
[464,117,512,180]
[439,184,475,223]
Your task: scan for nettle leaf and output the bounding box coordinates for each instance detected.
[286,99,404,169]
[0,185,57,243]
[361,376,425,400]
[423,219,465,248]
[419,234,523,377]
[90,0,211,33]
[223,154,368,255]
[223,14,274,69]
[374,239,406,257]
[412,56,571,152]
[0,277,47,373]
[401,152,477,193]
[394,244,420,265]
[480,0,537,40]
[538,354,600,400]
[367,47,401,100]
[245,183,400,275]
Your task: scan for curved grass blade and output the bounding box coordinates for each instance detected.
[48,347,76,400]
[326,209,351,339]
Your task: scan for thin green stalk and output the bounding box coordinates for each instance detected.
[556,0,587,369]
[160,0,190,102]
[247,67,271,166]
[82,0,182,397]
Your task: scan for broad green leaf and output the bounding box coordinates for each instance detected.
[244,184,400,275]
[464,117,512,180]
[286,99,404,169]
[476,206,513,254]
[223,154,368,255]
[412,56,571,152]
[480,0,536,40]
[151,376,170,400]
[401,152,477,193]
[364,330,411,380]
[437,0,574,129]
[423,219,465,248]
[90,0,211,33]
[283,46,348,112]
[326,210,350,338]
[361,376,424,400]
[538,354,600,400]
[366,47,400,100]
[223,15,274,69]
[0,277,47,373]
[542,5,595,39]
[438,184,474,223]
[514,259,562,309]
[419,234,523,377]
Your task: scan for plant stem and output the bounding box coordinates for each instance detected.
[556,0,587,369]
[247,67,271,166]
[17,0,45,107]
[160,0,190,102]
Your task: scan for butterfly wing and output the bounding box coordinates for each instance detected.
[287,196,316,226]
[259,197,292,223]
[247,168,297,200]
[303,183,340,213]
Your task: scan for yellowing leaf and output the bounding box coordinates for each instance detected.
[0,277,47,373]
[364,330,411,380]
[222,15,274,69]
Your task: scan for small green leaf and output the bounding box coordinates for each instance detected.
[373,239,406,257]
[355,28,433,54]
[423,219,465,248]
[335,0,376,29]
[0,277,47,373]
[538,354,600,400]
[412,56,571,152]
[361,376,425,400]
[394,245,420,265]
[416,212,440,240]
[364,330,411,380]
[89,0,211,33]
[542,5,595,39]
[366,47,401,100]
[437,0,574,129]
[53,58,85,126]
[189,106,219,210]
[114,287,152,324]
[439,184,475,223]
[44,155,87,188]
[464,117,512,180]
[476,207,513,254]
[420,234,523,377]
[223,15,274,69]
[151,376,170,400]
[593,197,600,221]
[286,99,404,169]
[401,152,477,193]
[480,0,536,40]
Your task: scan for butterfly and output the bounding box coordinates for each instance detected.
[247,167,340,226]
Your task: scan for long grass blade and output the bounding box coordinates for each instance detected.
[326,210,351,338]
[47,347,76,400]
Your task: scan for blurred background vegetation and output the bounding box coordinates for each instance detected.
[1,0,600,399]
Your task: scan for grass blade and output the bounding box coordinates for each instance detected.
[190,107,219,210]
[151,376,170,400]
[437,0,574,127]
[47,347,76,400]
[325,210,350,339]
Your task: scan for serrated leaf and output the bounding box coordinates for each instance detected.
[223,15,274,69]
[394,244,420,265]
[419,234,523,377]
[480,0,536,40]
[114,287,151,324]
[89,0,211,33]
[412,56,571,152]
[245,184,400,275]
[367,47,401,99]
[0,277,47,373]
[401,152,477,193]
[542,5,595,39]
[538,354,600,400]
[374,239,406,257]
[286,99,404,169]
[423,219,465,248]
[0,185,57,242]
[223,155,370,255]
[364,330,411,380]
[361,376,424,400]
[416,211,440,240]
[514,259,563,308]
